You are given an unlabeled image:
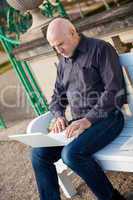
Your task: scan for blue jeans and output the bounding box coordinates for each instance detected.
[31,109,124,200]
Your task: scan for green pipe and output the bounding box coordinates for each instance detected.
[13,59,41,115]
[0,33,40,115]
[13,61,47,115]
[3,45,40,115]
[0,115,6,129]
[0,34,20,45]
[0,28,49,116]
[102,0,110,10]
[13,60,44,115]
[23,61,49,112]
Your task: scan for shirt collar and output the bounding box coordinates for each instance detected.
[64,34,88,63]
[75,33,88,54]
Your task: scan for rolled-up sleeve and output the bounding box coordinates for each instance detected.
[49,61,68,118]
[85,42,126,124]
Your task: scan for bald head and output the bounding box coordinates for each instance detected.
[46,18,80,58]
[47,18,76,41]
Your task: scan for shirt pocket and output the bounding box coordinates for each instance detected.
[80,64,101,91]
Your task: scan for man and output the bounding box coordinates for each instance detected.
[31,18,127,200]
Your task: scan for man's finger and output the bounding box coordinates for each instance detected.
[59,119,66,130]
[66,125,78,138]
[66,127,73,138]
[69,126,78,137]
[52,127,56,133]
[57,121,63,132]
[66,126,72,135]
[54,123,60,133]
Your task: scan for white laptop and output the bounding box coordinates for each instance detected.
[9,131,75,147]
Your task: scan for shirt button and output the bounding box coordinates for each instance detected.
[74,63,79,67]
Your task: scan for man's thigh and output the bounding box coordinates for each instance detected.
[64,110,124,156]
[31,146,64,163]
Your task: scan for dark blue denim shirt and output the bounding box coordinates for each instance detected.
[49,34,127,123]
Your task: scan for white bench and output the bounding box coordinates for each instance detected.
[27,52,133,198]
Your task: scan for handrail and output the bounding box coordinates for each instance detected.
[0,34,20,45]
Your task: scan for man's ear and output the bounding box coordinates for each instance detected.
[71,29,76,37]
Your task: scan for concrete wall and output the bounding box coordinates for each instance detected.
[28,54,58,104]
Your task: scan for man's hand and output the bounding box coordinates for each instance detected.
[52,117,68,133]
[66,118,92,138]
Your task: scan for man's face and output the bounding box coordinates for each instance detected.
[48,33,76,58]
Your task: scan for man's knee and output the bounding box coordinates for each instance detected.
[31,147,62,168]
[61,145,81,167]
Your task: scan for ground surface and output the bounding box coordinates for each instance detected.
[0,70,133,200]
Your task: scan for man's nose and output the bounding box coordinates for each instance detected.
[56,46,63,54]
